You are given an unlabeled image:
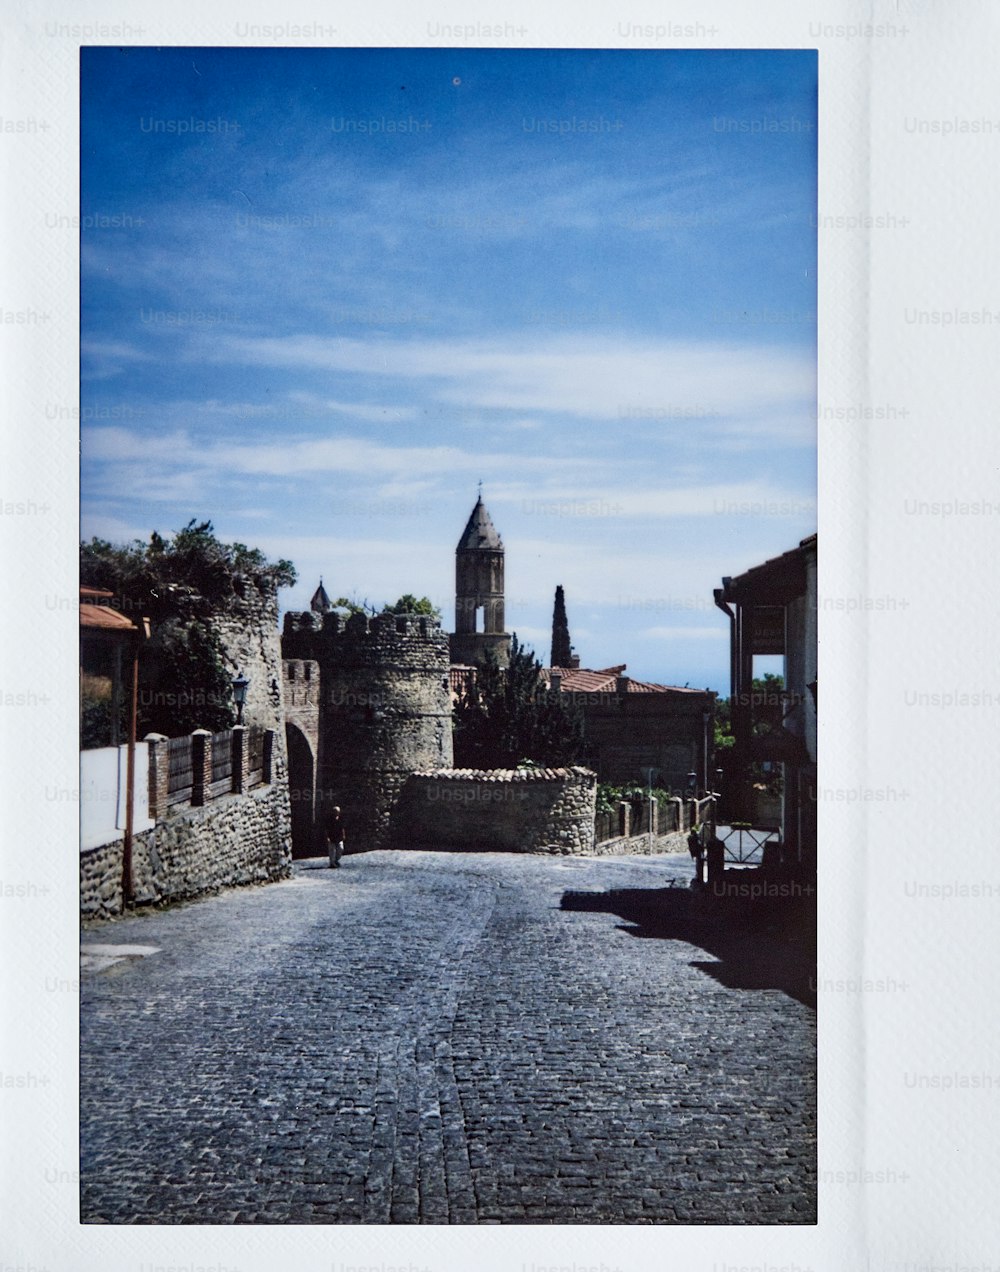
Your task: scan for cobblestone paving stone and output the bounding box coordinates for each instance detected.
[80,851,816,1224]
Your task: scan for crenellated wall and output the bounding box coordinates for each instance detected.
[281,610,454,852]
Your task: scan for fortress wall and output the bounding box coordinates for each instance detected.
[394,766,597,855]
[281,610,454,851]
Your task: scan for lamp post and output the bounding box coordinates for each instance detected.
[232,671,250,726]
[702,707,710,792]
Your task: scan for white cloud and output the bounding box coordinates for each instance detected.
[80,340,153,380]
[203,332,814,437]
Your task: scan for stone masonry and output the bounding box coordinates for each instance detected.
[281,610,454,852]
[394,766,597,854]
[80,778,291,920]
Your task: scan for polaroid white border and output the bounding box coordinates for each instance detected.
[1,0,996,1269]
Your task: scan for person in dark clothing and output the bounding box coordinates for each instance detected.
[326,806,345,868]
[688,824,705,885]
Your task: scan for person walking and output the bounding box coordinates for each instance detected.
[327,806,346,868]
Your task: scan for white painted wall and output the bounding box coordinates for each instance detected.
[80,743,154,851]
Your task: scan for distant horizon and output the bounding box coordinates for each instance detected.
[80,46,816,695]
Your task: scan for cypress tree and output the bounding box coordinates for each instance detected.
[550,584,572,667]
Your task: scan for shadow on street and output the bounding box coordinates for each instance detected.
[560,874,816,1009]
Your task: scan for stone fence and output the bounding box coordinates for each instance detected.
[394,766,597,855]
[150,726,273,815]
[592,793,718,857]
[81,780,292,920]
[80,725,290,920]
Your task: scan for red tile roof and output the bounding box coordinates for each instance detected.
[80,603,138,632]
[447,662,708,696]
[79,586,143,634]
[541,665,707,695]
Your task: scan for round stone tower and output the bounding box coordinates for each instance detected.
[282,607,453,852]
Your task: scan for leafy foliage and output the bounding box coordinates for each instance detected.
[453,634,585,769]
[714,674,786,796]
[81,520,296,624]
[80,520,297,739]
[327,593,441,619]
[596,782,675,815]
[382,594,442,619]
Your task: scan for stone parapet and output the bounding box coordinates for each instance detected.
[394,766,597,855]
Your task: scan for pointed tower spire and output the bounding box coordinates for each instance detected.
[550,584,572,668]
[310,579,332,613]
[456,494,503,551]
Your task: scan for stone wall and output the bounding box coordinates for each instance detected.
[394,766,597,855]
[81,780,291,920]
[213,577,288,763]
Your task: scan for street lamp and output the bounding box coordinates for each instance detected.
[702,707,711,791]
[232,671,250,726]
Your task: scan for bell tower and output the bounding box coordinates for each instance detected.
[450,495,512,668]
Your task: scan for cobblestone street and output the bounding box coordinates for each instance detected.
[80,851,816,1224]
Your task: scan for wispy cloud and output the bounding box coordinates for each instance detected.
[197,332,814,435]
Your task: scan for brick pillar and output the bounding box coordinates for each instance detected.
[190,729,212,807]
[262,729,274,785]
[617,800,631,838]
[144,733,169,820]
[231,726,247,794]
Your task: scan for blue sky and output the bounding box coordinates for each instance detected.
[80,47,816,692]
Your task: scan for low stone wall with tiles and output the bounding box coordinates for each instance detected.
[394,766,597,855]
[80,781,291,920]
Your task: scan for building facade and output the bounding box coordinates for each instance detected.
[541,665,715,791]
[714,534,817,871]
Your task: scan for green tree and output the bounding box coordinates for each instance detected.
[325,594,440,619]
[382,594,441,619]
[453,634,585,768]
[550,584,572,667]
[714,674,787,797]
[80,520,297,739]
